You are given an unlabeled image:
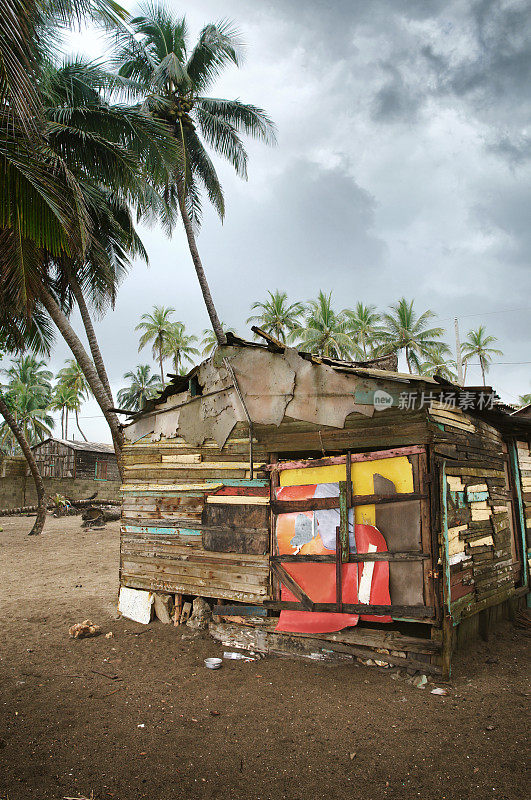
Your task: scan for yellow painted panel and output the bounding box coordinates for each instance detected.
[279,456,414,525]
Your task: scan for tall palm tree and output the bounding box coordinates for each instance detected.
[343,302,383,359]
[136,305,175,386]
[113,5,276,345]
[461,326,503,386]
[418,346,457,382]
[162,322,200,373]
[380,298,448,373]
[55,359,91,440]
[246,291,304,343]
[292,291,355,359]
[117,365,162,411]
[1,32,180,463]
[201,322,235,356]
[49,383,79,439]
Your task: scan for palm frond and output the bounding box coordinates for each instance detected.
[186,20,242,92]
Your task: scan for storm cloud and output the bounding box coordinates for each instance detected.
[54,0,530,439]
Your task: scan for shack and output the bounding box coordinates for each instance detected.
[119,332,530,676]
[27,438,121,502]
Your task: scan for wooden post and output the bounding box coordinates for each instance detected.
[336,526,342,612]
[338,482,349,563]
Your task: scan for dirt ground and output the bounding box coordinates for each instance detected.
[0,515,528,800]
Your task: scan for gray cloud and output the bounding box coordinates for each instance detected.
[51,0,531,441]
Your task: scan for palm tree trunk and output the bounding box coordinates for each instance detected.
[159,342,164,386]
[65,408,68,440]
[38,287,124,473]
[0,393,46,536]
[75,409,88,441]
[405,348,412,373]
[68,269,114,406]
[176,175,226,347]
[60,407,64,439]
[481,361,486,387]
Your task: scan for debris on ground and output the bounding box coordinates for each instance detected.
[68,620,102,639]
[154,592,174,624]
[412,674,428,688]
[81,505,121,528]
[186,597,212,630]
[223,651,256,662]
[105,631,114,639]
[431,687,449,695]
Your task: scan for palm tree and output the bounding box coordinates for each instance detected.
[0,314,55,534]
[343,302,383,359]
[55,360,91,440]
[136,306,176,386]
[380,298,448,373]
[461,326,503,386]
[1,26,180,463]
[246,291,304,343]
[201,322,235,356]
[518,393,531,407]
[418,346,457,382]
[292,291,355,359]
[0,359,54,450]
[113,5,276,345]
[117,365,162,412]
[162,322,200,373]
[49,383,79,440]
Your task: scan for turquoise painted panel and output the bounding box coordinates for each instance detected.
[123,524,201,536]
[466,490,489,502]
[450,489,466,508]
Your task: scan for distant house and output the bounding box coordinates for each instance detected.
[31,438,120,482]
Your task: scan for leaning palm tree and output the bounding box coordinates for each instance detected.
[117,365,162,411]
[292,291,355,359]
[162,322,200,373]
[380,298,448,373]
[136,305,175,386]
[461,326,503,386]
[56,359,91,440]
[112,5,276,345]
[343,302,383,359]
[246,291,304,343]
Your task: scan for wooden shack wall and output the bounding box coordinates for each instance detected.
[32,440,75,478]
[515,438,531,586]
[74,450,120,481]
[120,406,431,606]
[428,402,525,625]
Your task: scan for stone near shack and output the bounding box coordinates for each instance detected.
[186,597,212,630]
[154,593,174,624]
[118,586,153,624]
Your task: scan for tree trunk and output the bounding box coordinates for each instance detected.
[405,348,412,373]
[481,361,486,387]
[68,269,114,406]
[176,175,226,346]
[60,407,64,439]
[75,409,88,441]
[38,287,124,473]
[0,393,47,535]
[65,408,68,440]
[159,342,165,387]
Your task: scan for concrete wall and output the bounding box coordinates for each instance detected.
[0,455,121,509]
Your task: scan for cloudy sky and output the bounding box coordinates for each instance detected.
[47,0,531,441]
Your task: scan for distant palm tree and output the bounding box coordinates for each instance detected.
[4,356,52,401]
[380,298,447,373]
[343,302,383,359]
[0,355,54,451]
[56,359,91,441]
[117,365,163,412]
[201,322,236,356]
[162,322,200,373]
[418,346,457,382]
[246,291,304,343]
[136,306,176,386]
[292,291,354,358]
[50,383,79,440]
[461,326,503,386]
[113,5,276,345]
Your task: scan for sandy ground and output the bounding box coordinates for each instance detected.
[0,514,528,800]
